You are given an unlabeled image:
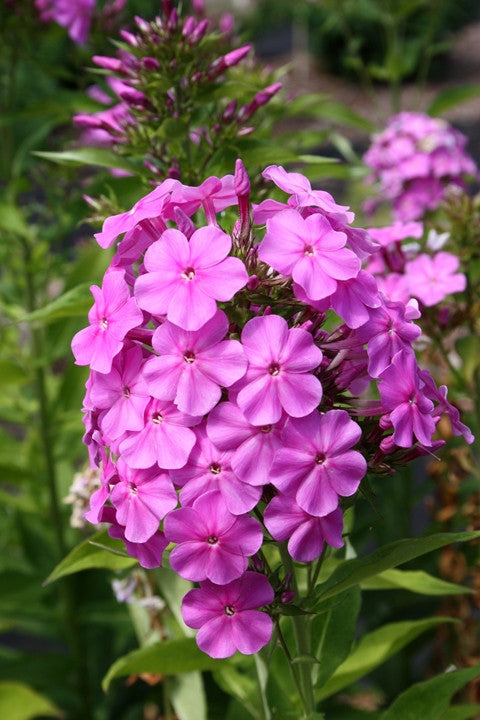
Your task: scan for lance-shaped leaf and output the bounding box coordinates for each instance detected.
[44,530,136,584]
[0,681,61,720]
[361,568,470,595]
[102,638,226,691]
[316,616,456,702]
[306,531,480,611]
[427,84,480,117]
[19,284,93,324]
[379,664,480,720]
[33,148,137,172]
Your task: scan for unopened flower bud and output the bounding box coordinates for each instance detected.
[251,553,264,572]
[281,591,296,604]
[120,29,139,46]
[182,16,196,38]
[93,55,126,73]
[142,57,160,71]
[190,18,209,44]
[222,99,237,123]
[247,275,259,290]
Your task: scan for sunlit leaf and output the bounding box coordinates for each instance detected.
[361,568,470,596]
[427,85,480,117]
[33,148,137,172]
[0,682,61,720]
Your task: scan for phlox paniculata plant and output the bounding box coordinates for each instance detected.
[72,161,473,659]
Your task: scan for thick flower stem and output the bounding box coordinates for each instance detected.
[279,543,316,717]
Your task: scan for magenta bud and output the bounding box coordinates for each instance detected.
[142,56,160,71]
[73,113,102,128]
[168,165,181,180]
[161,0,173,19]
[234,158,250,198]
[119,30,139,46]
[192,0,205,13]
[219,12,235,35]
[167,7,178,30]
[247,275,259,290]
[134,15,150,33]
[251,554,264,572]
[224,45,251,68]
[92,55,125,73]
[281,591,296,604]
[222,99,237,123]
[191,71,202,83]
[254,82,282,106]
[190,18,209,44]
[182,16,196,37]
[118,88,148,106]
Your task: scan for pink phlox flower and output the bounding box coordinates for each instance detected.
[328,219,379,261]
[181,571,274,658]
[109,458,178,543]
[88,344,150,441]
[170,425,261,514]
[206,402,285,486]
[94,179,179,249]
[378,350,436,447]
[259,209,360,302]
[71,269,144,374]
[167,175,236,224]
[374,272,410,304]
[143,310,247,416]
[418,369,474,444]
[112,217,167,268]
[270,409,366,517]
[262,165,354,224]
[119,398,201,470]
[368,221,424,247]
[405,252,466,306]
[164,491,263,584]
[235,314,323,425]
[394,177,445,221]
[134,226,248,331]
[354,296,422,378]
[264,495,344,562]
[101,506,168,569]
[252,198,289,225]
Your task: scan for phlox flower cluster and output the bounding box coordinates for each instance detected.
[73,161,473,658]
[364,112,477,221]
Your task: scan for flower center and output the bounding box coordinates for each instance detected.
[260,425,272,434]
[100,317,108,330]
[129,483,138,495]
[224,605,236,616]
[268,362,281,376]
[181,266,196,281]
[209,462,221,475]
[315,452,326,465]
[207,535,218,545]
[122,386,131,398]
[304,244,315,257]
[183,350,196,364]
[152,412,163,424]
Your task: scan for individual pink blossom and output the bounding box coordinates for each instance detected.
[206,402,285,486]
[164,491,263,584]
[181,571,274,658]
[119,398,200,470]
[71,269,143,374]
[170,425,262,515]
[354,297,422,378]
[235,314,323,425]
[134,226,248,331]
[109,459,178,543]
[259,209,360,302]
[36,0,95,44]
[270,410,366,517]
[143,310,247,416]
[88,344,150,441]
[405,252,466,306]
[379,350,436,447]
[264,496,344,562]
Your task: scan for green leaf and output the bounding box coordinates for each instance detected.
[441,705,480,720]
[44,529,137,585]
[33,148,137,172]
[0,203,31,239]
[312,586,361,689]
[153,567,194,636]
[213,664,261,720]
[0,362,29,388]
[0,681,61,720]
[317,616,456,702]
[171,672,207,720]
[456,335,480,385]
[427,85,480,117]
[19,284,92,324]
[307,531,480,610]
[102,638,226,691]
[379,665,480,720]
[361,568,470,596]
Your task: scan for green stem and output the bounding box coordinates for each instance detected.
[279,544,316,716]
[254,651,272,720]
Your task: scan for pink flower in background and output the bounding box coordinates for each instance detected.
[405,252,466,306]
[236,314,323,425]
[35,0,96,44]
[71,270,143,374]
[182,572,274,658]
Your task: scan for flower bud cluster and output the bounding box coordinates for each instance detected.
[73,4,282,184]
[73,162,473,658]
[364,111,477,221]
